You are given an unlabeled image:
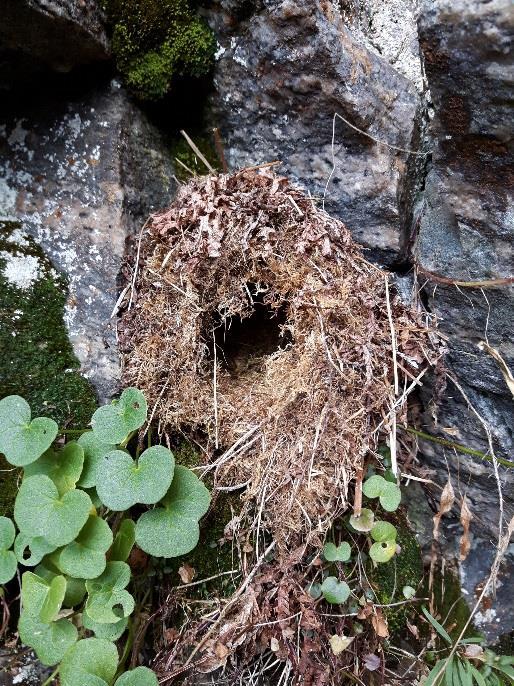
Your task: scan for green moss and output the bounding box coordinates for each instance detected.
[171,134,220,181]
[104,0,216,101]
[0,223,97,430]
[370,519,424,634]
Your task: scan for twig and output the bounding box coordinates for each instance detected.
[213,331,219,450]
[175,569,240,590]
[180,130,215,173]
[416,265,514,288]
[175,156,196,177]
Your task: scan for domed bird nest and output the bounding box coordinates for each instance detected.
[119,168,437,550]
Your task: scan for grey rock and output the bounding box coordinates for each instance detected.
[207,0,423,265]
[415,0,514,538]
[0,80,176,401]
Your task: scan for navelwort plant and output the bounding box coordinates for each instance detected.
[309,472,402,606]
[0,389,210,685]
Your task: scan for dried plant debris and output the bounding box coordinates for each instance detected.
[119,168,439,681]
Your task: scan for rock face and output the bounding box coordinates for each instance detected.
[416,0,514,527]
[414,0,514,638]
[0,80,175,402]
[208,0,424,265]
[0,0,109,86]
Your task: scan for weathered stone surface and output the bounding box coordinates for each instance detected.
[0,0,109,86]
[207,0,423,265]
[415,0,514,529]
[0,80,175,402]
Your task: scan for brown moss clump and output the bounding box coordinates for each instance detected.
[120,168,436,551]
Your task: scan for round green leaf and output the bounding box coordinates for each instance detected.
[24,442,84,496]
[59,638,118,686]
[349,508,374,533]
[0,516,15,549]
[58,515,113,579]
[14,532,57,567]
[21,571,66,623]
[96,446,174,511]
[323,541,351,562]
[135,466,210,558]
[0,396,58,467]
[109,519,135,562]
[77,432,116,489]
[91,388,147,444]
[83,611,128,641]
[14,475,92,546]
[35,562,86,607]
[362,475,385,499]
[19,612,77,666]
[320,576,351,604]
[115,667,158,686]
[402,585,415,599]
[369,540,397,563]
[370,521,397,543]
[0,549,17,584]
[85,562,134,624]
[379,482,401,512]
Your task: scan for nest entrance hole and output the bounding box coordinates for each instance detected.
[212,284,291,378]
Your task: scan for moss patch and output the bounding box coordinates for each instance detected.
[0,222,97,514]
[103,0,216,101]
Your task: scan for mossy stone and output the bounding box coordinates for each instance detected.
[0,222,97,513]
[103,0,216,101]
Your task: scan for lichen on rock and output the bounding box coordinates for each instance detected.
[103,0,216,100]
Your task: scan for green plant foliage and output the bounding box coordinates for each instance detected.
[22,571,67,623]
[103,0,216,101]
[18,612,78,666]
[85,562,134,624]
[110,519,136,562]
[0,395,58,467]
[82,612,128,641]
[77,432,116,489]
[14,532,56,567]
[59,638,119,686]
[96,446,174,511]
[14,474,92,546]
[370,520,397,542]
[91,387,147,444]
[36,561,87,607]
[323,541,351,562]
[58,515,113,579]
[320,576,351,604]
[0,516,17,583]
[349,507,374,532]
[369,540,396,563]
[135,465,210,557]
[362,474,401,512]
[24,441,84,495]
[0,388,209,685]
[114,666,159,686]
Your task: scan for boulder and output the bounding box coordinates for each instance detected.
[0,79,175,402]
[207,0,423,265]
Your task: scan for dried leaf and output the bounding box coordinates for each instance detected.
[363,653,381,671]
[433,477,455,541]
[329,634,354,655]
[406,620,419,639]
[178,563,196,584]
[270,637,280,652]
[371,609,389,638]
[459,495,473,561]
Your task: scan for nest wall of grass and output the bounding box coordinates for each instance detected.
[119,168,438,680]
[121,169,434,546]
